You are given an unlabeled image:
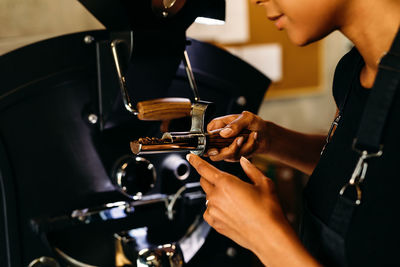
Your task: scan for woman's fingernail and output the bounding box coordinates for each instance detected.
[209,129,221,134]
[253,131,258,141]
[208,149,219,156]
[237,136,244,146]
[220,127,233,136]
[186,154,191,161]
[240,156,250,164]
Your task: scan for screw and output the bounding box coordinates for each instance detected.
[226,247,237,258]
[88,114,98,124]
[236,96,247,107]
[84,35,95,44]
[125,205,135,214]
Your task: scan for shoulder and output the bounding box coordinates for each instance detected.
[332,47,363,110]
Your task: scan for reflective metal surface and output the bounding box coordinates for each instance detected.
[189,102,209,155]
[28,257,60,267]
[83,35,95,45]
[112,156,157,199]
[162,154,190,181]
[163,0,177,9]
[151,0,187,18]
[137,244,183,267]
[69,182,203,224]
[166,182,201,220]
[111,38,139,115]
[54,248,97,267]
[183,50,200,102]
[178,218,211,263]
[131,101,212,156]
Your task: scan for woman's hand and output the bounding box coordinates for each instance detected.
[206,111,269,162]
[186,154,286,252]
[186,154,322,267]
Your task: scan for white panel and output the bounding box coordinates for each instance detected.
[186,0,249,44]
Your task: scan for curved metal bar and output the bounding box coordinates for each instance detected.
[111,39,139,115]
[166,182,201,220]
[54,248,98,267]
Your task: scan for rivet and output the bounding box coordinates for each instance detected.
[88,114,98,124]
[84,35,95,44]
[226,247,237,258]
[236,96,247,107]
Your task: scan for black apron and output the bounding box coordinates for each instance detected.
[300,28,400,267]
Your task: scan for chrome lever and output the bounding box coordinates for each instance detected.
[183,50,200,102]
[111,39,139,115]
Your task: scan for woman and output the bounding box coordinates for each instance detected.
[186,0,400,266]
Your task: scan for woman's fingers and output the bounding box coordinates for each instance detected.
[186,154,226,185]
[209,136,244,161]
[239,156,266,186]
[207,115,239,132]
[206,148,220,157]
[219,111,256,138]
[239,131,258,157]
[204,203,233,229]
[207,131,257,161]
[200,176,214,194]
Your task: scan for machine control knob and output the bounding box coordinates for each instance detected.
[162,154,190,181]
[112,156,157,199]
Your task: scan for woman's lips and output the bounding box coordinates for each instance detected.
[268,14,284,30]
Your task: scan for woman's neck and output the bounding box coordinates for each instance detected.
[339,0,400,88]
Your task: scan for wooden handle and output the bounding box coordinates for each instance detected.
[137,97,192,121]
[206,129,251,149]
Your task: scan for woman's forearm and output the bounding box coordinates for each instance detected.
[252,217,322,267]
[263,121,326,175]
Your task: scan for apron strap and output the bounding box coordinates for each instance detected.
[329,196,357,237]
[330,27,400,239]
[354,28,400,152]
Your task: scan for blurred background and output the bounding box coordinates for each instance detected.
[0,0,353,262]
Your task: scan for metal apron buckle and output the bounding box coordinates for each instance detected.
[339,139,383,205]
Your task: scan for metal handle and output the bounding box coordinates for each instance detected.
[111,39,139,115]
[183,50,200,102]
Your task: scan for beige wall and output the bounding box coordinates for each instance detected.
[258,32,352,134]
[0,0,103,54]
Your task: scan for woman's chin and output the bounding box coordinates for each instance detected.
[287,31,325,47]
[288,34,310,47]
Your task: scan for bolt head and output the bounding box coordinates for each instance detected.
[88,114,98,124]
[226,247,237,258]
[84,35,95,44]
[236,96,247,107]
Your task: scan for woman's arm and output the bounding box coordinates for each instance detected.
[206,111,326,175]
[265,121,326,175]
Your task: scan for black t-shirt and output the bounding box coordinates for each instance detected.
[304,47,400,266]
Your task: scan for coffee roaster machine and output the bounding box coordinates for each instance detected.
[0,1,270,266]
